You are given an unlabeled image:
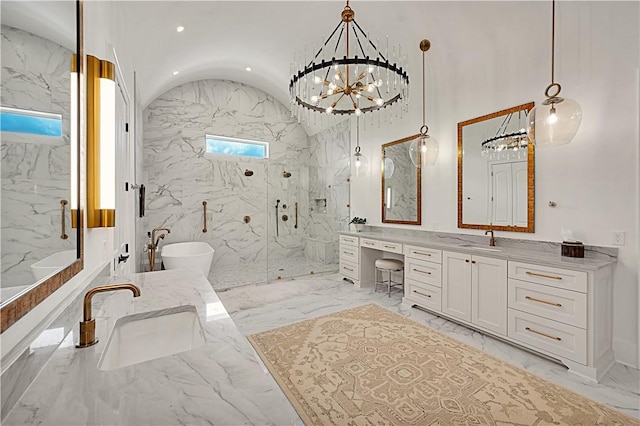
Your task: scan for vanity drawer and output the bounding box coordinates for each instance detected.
[406,279,441,312]
[405,257,442,287]
[339,244,359,263]
[379,241,403,254]
[508,309,587,364]
[340,260,359,281]
[360,238,381,249]
[508,279,587,329]
[404,245,442,263]
[508,261,587,293]
[340,235,359,247]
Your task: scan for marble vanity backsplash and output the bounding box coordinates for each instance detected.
[0,265,110,420]
[360,226,618,260]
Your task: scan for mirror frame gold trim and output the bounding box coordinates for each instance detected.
[1,0,84,333]
[382,134,422,225]
[457,102,535,233]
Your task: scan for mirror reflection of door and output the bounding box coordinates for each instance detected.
[490,161,526,227]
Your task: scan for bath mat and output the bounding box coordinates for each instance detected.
[247,303,638,425]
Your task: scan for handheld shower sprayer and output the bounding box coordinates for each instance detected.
[275,199,281,237]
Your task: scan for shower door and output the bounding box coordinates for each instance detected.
[265,161,344,282]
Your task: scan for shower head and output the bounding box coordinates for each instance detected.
[283,171,292,178]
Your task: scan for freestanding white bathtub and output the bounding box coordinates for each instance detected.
[161,242,215,277]
[30,249,77,281]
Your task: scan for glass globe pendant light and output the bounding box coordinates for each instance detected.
[352,116,368,178]
[527,0,582,147]
[409,39,438,168]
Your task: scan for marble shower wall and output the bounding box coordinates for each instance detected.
[307,120,351,240]
[142,80,315,279]
[1,26,75,287]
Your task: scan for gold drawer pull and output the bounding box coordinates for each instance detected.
[344,238,354,243]
[413,290,432,298]
[413,251,432,256]
[343,266,354,272]
[526,271,563,280]
[343,251,353,255]
[525,296,562,307]
[525,327,562,341]
[412,268,431,275]
[384,245,396,249]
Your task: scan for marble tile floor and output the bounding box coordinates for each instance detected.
[209,255,338,290]
[217,273,640,421]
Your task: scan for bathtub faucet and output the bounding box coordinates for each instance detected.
[148,227,171,271]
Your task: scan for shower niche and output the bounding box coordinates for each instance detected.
[312,198,327,214]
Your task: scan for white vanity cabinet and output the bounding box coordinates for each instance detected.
[339,235,360,283]
[338,231,615,381]
[507,261,595,368]
[404,245,442,312]
[442,251,508,335]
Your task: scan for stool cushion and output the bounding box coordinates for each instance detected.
[375,258,404,270]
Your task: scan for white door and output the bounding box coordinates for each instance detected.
[114,78,134,275]
[471,255,508,335]
[442,251,472,322]
[512,161,528,227]
[491,163,512,226]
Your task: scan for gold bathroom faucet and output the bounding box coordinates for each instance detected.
[76,283,141,348]
[148,227,171,271]
[485,229,496,247]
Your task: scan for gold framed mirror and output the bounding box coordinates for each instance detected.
[457,102,535,233]
[382,134,421,225]
[1,0,84,332]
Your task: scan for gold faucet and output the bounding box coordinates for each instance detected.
[76,283,141,348]
[148,227,171,271]
[485,229,496,247]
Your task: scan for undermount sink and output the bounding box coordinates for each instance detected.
[98,305,206,371]
[459,244,502,252]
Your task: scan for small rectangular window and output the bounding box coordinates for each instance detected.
[205,134,269,159]
[0,107,62,137]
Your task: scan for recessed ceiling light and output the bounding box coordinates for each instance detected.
[176,26,185,33]
[245,67,252,72]
[173,71,179,76]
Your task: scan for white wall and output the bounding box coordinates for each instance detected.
[351,1,640,367]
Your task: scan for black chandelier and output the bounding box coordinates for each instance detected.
[289,1,409,117]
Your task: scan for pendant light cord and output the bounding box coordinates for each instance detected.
[356,116,360,149]
[551,0,556,84]
[422,49,426,127]
[418,39,430,135]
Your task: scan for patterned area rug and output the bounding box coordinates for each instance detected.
[248,303,638,425]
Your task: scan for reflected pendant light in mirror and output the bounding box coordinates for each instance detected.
[352,116,368,177]
[409,39,438,168]
[527,0,582,147]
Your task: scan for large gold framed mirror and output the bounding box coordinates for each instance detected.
[458,102,535,233]
[1,0,84,332]
[382,134,421,225]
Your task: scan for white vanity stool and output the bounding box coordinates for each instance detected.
[374,258,404,297]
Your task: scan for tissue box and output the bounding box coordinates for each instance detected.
[562,241,584,258]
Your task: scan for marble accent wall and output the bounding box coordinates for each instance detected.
[142,80,313,282]
[1,26,75,288]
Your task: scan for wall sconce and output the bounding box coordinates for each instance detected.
[86,55,116,228]
[70,54,79,228]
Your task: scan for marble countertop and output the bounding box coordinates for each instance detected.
[339,231,617,271]
[3,269,301,425]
